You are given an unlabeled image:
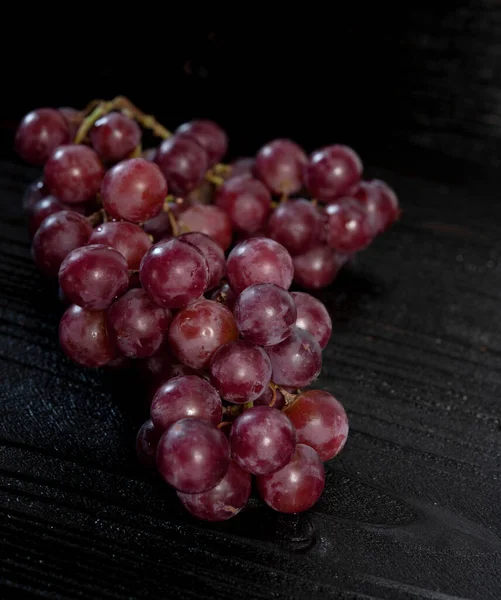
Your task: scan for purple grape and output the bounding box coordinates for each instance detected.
[177,461,251,522]
[88,221,152,271]
[32,211,92,277]
[90,112,141,163]
[59,305,116,367]
[23,179,48,215]
[254,386,286,410]
[175,119,228,166]
[226,238,294,294]
[266,199,322,256]
[155,135,208,196]
[209,282,237,311]
[286,390,349,461]
[230,406,296,475]
[168,299,238,369]
[256,444,325,513]
[293,246,348,290]
[150,375,222,432]
[58,107,82,139]
[209,340,272,404]
[353,179,400,234]
[136,419,162,469]
[101,158,167,223]
[255,139,307,195]
[304,145,362,202]
[325,198,373,252]
[291,291,332,349]
[234,283,296,346]
[15,108,70,165]
[229,157,255,179]
[107,289,172,358]
[265,327,322,388]
[140,238,209,309]
[143,210,172,242]
[215,175,271,234]
[156,418,230,493]
[179,204,233,251]
[44,145,104,204]
[58,245,129,310]
[178,232,225,290]
[28,196,64,236]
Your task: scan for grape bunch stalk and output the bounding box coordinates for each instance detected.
[16,96,397,520]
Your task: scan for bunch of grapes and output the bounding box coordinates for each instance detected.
[16,97,396,521]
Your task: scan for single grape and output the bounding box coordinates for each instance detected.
[178,232,225,290]
[226,238,294,294]
[88,221,152,271]
[101,158,167,223]
[215,175,271,234]
[256,444,325,513]
[139,345,200,394]
[209,282,237,311]
[265,327,322,388]
[291,291,332,349]
[374,180,399,229]
[140,238,209,309]
[23,179,48,215]
[209,340,272,404]
[178,204,232,251]
[58,245,129,310]
[177,460,251,522]
[293,246,348,290]
[58,107,82,139]
[325,198,373,252]
[285,390,348,461]
[150,375,222,432]
[230,406,296,475]
[266,199,322,256]
[229,157,255,179]
[254,386,286,410]
[107,289,171,358]
[142,147,158,161]
[168,299,238,369]
[255,139,307,195]
[32,211,92,277]
[90,112,141,163]
[28,196,64,236]
[155,135,208,196]
[136,419,162,470]
[156,418,230,493]
[59,304,116,367]
[353,179,399,234]
[44,145,104,204]
[143,210,172,242]
[234,283,296,346]
[15,108,70,165]
[175,119,228,166]
[304,145,362,202]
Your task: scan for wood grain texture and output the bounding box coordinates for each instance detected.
[0,159,500,599]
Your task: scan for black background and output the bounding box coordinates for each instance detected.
[1,4,501,599]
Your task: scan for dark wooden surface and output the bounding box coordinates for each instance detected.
[0,158,500,599]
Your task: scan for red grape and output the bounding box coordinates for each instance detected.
[230,406,296,475]
[256,444,325,513]
[156,135,208,196]
[209,340,272,404]
[15,108,70,165]
[168,299,238,369]
[226,238,294,294]
[285,390,348,461]
[233,283,296,346]
[215,176,271,234]
[229,157,255,179]
[175,119,228,166]
[32,211,92,277]
[156,418,230,493]
[44,145,104,204]
[140,238,209,309]
[58,245,129,310]
[101,158,167,223]
[143,210,172,242]
[177,460,251,522]
[136,419,162,470]
[178,204,232,251]
[265,327,322,388]
[291,291,332,349]
[107,289,171,358]
[139,345,200,393]
[325,198,373,252]
[23,179,48,215]
[293,246,348,290]
[209,282,237,311]
[255,139,307,195]
[90,112,141,163]
[304,145,362,202]
[353,179,399,234]
[254,386,286,410]
[142,147,158,162]
[150,375,222,432]
[178,232,225,290]
[28,196,64,236]
[58,107,82,139]
[88,221,152,271]
[59,305,116,367]
[266,199,322,256]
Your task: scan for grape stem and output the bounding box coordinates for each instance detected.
[269,381,299,407]
[162,197,181,236]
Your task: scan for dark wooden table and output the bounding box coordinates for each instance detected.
[0,158,500,599]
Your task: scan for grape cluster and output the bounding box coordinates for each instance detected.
[16,97,396,521]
